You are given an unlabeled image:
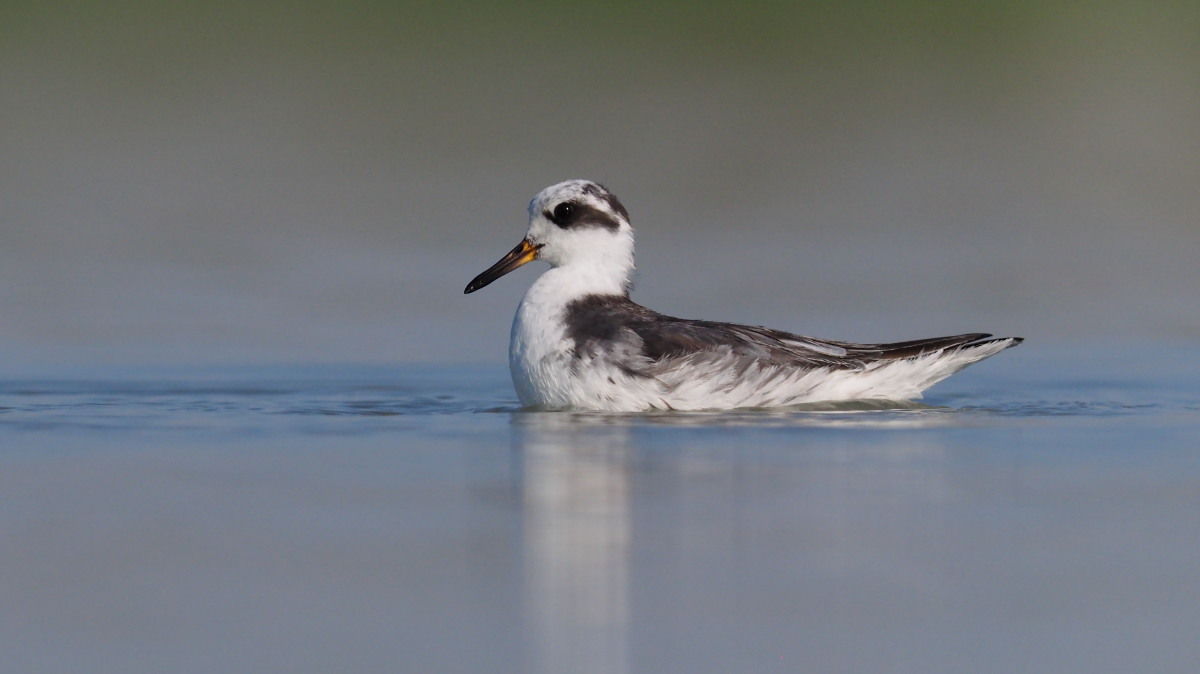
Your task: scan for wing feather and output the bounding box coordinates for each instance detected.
[564,294,1014,375]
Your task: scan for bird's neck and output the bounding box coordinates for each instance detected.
[522,260,631,315]
[532,227,635,303]
[542,255,633,299]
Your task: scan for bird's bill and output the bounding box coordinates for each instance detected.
[464,238,542,294]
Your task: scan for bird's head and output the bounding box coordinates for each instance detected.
[464,179,635,294]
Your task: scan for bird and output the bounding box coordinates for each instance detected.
[464,179,1022,412]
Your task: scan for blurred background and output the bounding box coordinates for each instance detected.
[2,0,1197,373]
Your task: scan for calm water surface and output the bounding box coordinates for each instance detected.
[2,345,1199,673]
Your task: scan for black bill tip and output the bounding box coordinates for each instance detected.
[464,239,541,294]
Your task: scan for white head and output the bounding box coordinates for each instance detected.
[464,179,635,295]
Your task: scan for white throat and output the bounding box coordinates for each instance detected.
[533,227,635,300]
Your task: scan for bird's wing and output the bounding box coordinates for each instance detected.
[633,318,854,367]
[632,316,999,370]
[564,295,1012,374]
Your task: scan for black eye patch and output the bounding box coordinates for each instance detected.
[581,183,631,222]
[545,201,622,231]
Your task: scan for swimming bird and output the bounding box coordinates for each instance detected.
[465,179,1022,411]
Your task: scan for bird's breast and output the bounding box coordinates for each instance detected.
[508,286,576,407]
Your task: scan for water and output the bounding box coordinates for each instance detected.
[2,345,1198,673]
[4,2,1197,670]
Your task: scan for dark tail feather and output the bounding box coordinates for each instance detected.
[871,333,1023,360]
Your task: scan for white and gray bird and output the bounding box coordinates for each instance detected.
[465,179,1022,412]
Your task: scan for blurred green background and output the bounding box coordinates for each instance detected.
[2,1,1197,371]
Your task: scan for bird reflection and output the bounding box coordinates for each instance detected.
[516,412,632,674]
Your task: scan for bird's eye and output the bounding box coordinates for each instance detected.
[551,202,576,226]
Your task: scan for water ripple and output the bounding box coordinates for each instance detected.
[0,366,1192,438]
